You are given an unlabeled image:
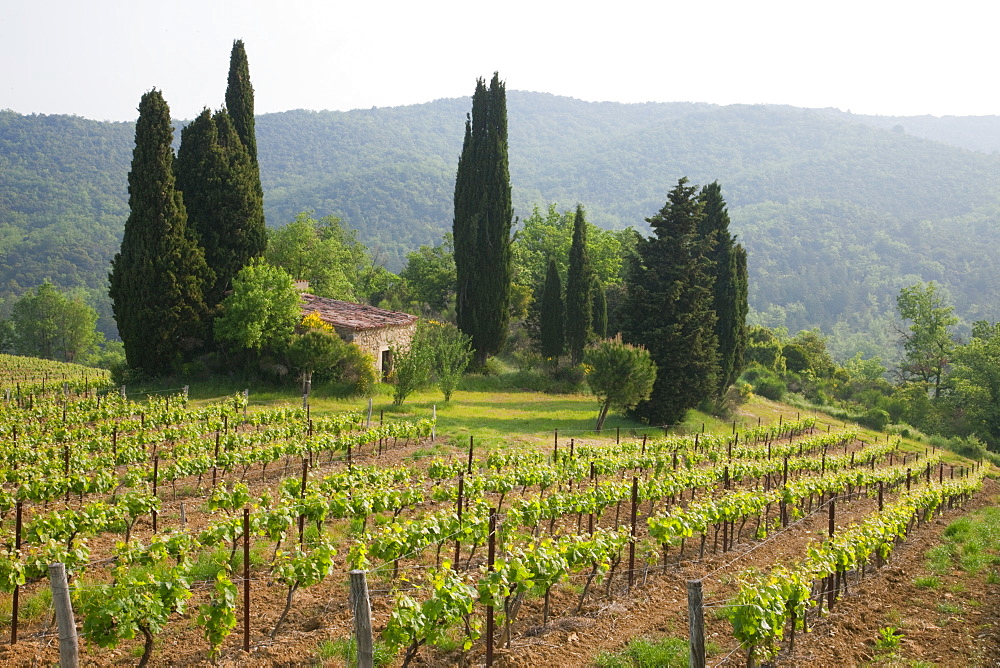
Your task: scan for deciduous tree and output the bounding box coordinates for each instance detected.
[10,281,98,361]
[584,335,656,431]
[214,262,301,355]
[896,281,957,398]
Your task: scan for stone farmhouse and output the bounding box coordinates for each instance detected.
[299,292,418,379]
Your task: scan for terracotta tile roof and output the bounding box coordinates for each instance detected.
[300,293,418,331]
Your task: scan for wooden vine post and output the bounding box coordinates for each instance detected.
[11,501,22,644]
[628,476,639,589]
[687,579,706,668]
[455,474,464,565]
[298,458,309,545]
[486,508,497,667]
[243,507,251,653]
[49,563,79,668]
[350,571,374,668]
[827,498,836,610]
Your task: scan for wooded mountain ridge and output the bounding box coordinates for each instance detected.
[2,94,999,360]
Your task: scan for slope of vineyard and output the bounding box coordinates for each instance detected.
[0,359,995,666]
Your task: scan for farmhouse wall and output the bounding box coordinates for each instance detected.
[333,322,417,377]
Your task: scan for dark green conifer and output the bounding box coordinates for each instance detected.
[176,108,266,307]
[539,258,564,360]
[453,73,512,367]
[565,205,594,364]
[591,278,608,339]
[698,182,748,395]
[225,39,258,163]
[109,90,212,375]
[620,177,718,425]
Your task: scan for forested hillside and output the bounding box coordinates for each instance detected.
[2,97,999,355]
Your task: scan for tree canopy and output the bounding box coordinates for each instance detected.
[620,177,718,426]
[453,73,513,367]
[108,89,212,375]
[213,262,301,355]
[9,281,98,362]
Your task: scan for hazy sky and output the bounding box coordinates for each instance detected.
[4,0,996,122]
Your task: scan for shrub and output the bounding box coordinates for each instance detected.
[859,408,891,432]
[755,377,786,401]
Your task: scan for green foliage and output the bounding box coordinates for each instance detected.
[584,335,656,430]
[214,262,301,354]
[197,570,239,662]
[874,626,904,652]
[225,39,259,164]
[744,326,786,372]
[390,325,434,406]
[950,321,1000,446]
[565,205,594,365]
[175,108,266,306]
[266,212,374,302]
[859,407,891,431]
[594,635,692,668]
[512,203,633,292]
[897,281,957,398]
[108,89,213,376]
[538,258,564,359]
[591,278,608,339]
[383,568,480,666]
[699,182,747,396]
[454,73,513,367]
[9,281,98,362]
[740,364,786,401]
[424,321,472,401]
[287,328,348,388]
[399,234,455,313]
[620,178,718,425]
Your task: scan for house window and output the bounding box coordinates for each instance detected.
[381,348,393,381]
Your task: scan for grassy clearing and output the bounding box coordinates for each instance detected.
[917,504,1000,581]
[593,634,722,668]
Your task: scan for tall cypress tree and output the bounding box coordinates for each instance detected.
[539,257,564,360]
[453,73,512,367]
[620,177,718,425]
[591,278,608,339]
[109,89,212,375]
[698,182,748,395]
[565,204,594,364]
[225,39,258,164]
[733,244,749,382]
[176,108,266,308]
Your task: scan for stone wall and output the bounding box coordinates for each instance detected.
[334,322,417,379]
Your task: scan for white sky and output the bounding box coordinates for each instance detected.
[3,0,997,122]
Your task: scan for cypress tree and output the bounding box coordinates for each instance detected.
[109,90,212,375]
[539,258,564,360]
[733,244,749,381]
[698,182,748,395]
[176,108,266,308]
[225,39,258,164]
[453,73,512,367]
[591,278,608,339]
[565,204,594,364]
[620,177,718,426]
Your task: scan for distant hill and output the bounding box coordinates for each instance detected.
[2,97,999,359]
